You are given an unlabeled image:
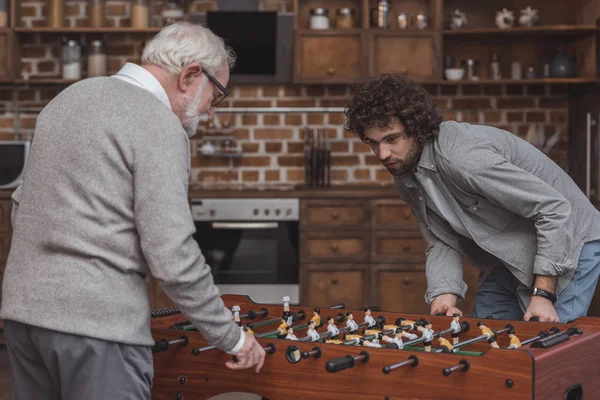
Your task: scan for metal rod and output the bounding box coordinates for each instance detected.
[215,107,345,114]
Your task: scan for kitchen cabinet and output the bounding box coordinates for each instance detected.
[302,264,368,310]
[0,29,18,81]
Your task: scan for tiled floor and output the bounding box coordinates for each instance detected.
[0,346,261,400]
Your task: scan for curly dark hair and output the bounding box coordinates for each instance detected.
[344,74,443,147]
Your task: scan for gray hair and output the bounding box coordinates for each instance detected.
[141,22,236,75]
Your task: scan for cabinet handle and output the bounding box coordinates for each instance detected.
[330,243,339,252]
[403,211,411,220]
[331,279,339,285]
[400,67,407,74]
[402,244,411,252]
[403,276,411,285]
[327,67,335,75]
[331,211,340,220]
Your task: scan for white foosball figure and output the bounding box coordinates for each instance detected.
[285,327,298,341]
[346,312,359,332]
[450,313,462,344]
[383,331,418,349]
[307,321,321,341]
[232,305,241,326]
[364,308,377,328]
[282,296,293,325]
[326,316,340,338]
[418,321,434,352]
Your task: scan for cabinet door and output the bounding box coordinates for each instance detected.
[0,30,18,81]
[301,199,370,230]
[372,265,429,314]
[371,231,427,263]
[369,33,438,80]
[294,32,365,83]
[0,235,10,264]
[371,199,419,231]
[301,230,370,263]
[0,200,11,233]
[302,265,367,309]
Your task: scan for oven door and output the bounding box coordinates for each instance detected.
[192,220,299,286]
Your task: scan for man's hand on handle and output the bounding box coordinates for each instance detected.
[430,293,463,317]
[524,296,560,323]
[225,332,266,373]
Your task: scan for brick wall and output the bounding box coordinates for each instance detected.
[0,0,569,187]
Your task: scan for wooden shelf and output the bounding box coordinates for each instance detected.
[295,28,363,36]
[444,25,597,36]
[14,27,162,33]
[12,79,79,85]
[437,78,596,85]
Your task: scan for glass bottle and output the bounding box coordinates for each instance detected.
[162,0,184,26]
[89,0,105,28]
[61,40,82,80]
[336,8,354,29]
[309,8,329,30]
[131,0,149,28]
[49,0,64,28]
[88,40,107,77]
[490,53,501,80]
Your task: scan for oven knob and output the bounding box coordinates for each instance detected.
[209,209,216,217]
[253,209,259,216]
[275,209,281,216]
[264,209,270,216]
[285,208,292,216]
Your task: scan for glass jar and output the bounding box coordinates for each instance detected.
[131,0,149,28]
[88,40,107,77]
[336,8,355,29]
[162,0,185,26]
[89,0,105,28]
[372,0,390,28]
[0,0,8,28]
[309,8,329,30]
[61,40,82,80]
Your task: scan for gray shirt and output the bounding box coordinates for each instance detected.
[394,121,600,306]
[0,75,242,351]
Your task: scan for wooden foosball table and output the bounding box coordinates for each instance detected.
[150,295,599,400]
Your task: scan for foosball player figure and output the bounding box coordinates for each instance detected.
[326,316,340,339]
[418,320,434,352]
[282,296,293,325]
[362,337,382,348]
[397,317,418,330]
[346,312,359,333]
[477,322,500,349]
[307,320,320,342]
[450,313,461,344]
[383,330,418,349]
[244,323,255,336]
[437,336,454,353]
[311,307,321,328]
[277,317,289,338]
[364,308,377,328]
[286,327,299,341]
[508,331,522,349]
[232,305,241,326]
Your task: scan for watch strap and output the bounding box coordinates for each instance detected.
[532,287,557,304]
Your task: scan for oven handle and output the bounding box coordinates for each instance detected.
[211,222,279,230]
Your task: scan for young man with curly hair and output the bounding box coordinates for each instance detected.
[344,74,600,323]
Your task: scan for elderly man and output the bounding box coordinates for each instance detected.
[344,73,600,324]
[1,22,265,400]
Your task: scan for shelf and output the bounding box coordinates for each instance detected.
[295,28,363,36]
[14,79,78,85]
[444,25,598,36]
[13,27,162,33]
[438,78,596,85]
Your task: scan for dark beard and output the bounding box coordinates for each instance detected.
[385,141,423,176]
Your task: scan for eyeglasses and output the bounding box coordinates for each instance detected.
[203,70,229,107]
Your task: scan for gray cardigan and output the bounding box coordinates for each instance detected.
[395,121,600,306]
[1,77,241,350]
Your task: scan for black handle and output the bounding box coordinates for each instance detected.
[152,339,169,353]
[531,328,583,349]
[461,321,471,332]
[364,305,381,312]
[301,347,322,359]
[326,351,370,373]
[528,316,540,322]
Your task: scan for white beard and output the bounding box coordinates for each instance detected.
[182,80,210,138]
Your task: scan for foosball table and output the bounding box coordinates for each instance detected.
[150,294,599,400]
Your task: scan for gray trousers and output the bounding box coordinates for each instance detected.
[472,239,600,322]
[4,320,153,400]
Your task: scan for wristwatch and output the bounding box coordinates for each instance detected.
[532,287,557,304]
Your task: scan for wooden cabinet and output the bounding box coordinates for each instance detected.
[372,264,429,314]
[301,199,370,229]
[368,32,439,80]
[294,31,365,83]
[302,265,368,310]
[0,29,18,81]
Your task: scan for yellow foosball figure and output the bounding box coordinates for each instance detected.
[244,323,255,336]
[277,318,289,336]
[478,322,500,349]
[508,332,522,349]
[437,336,454,353]
[311,308,321,328]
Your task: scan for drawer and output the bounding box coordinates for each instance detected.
[0,235,10,263]
[371,232,427,262]
[372,199,419,231]
[0,201,11,233]
[373,267,429,314]
[301,199,369,229]
[301,231,369,263]
[301,265,368,309]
